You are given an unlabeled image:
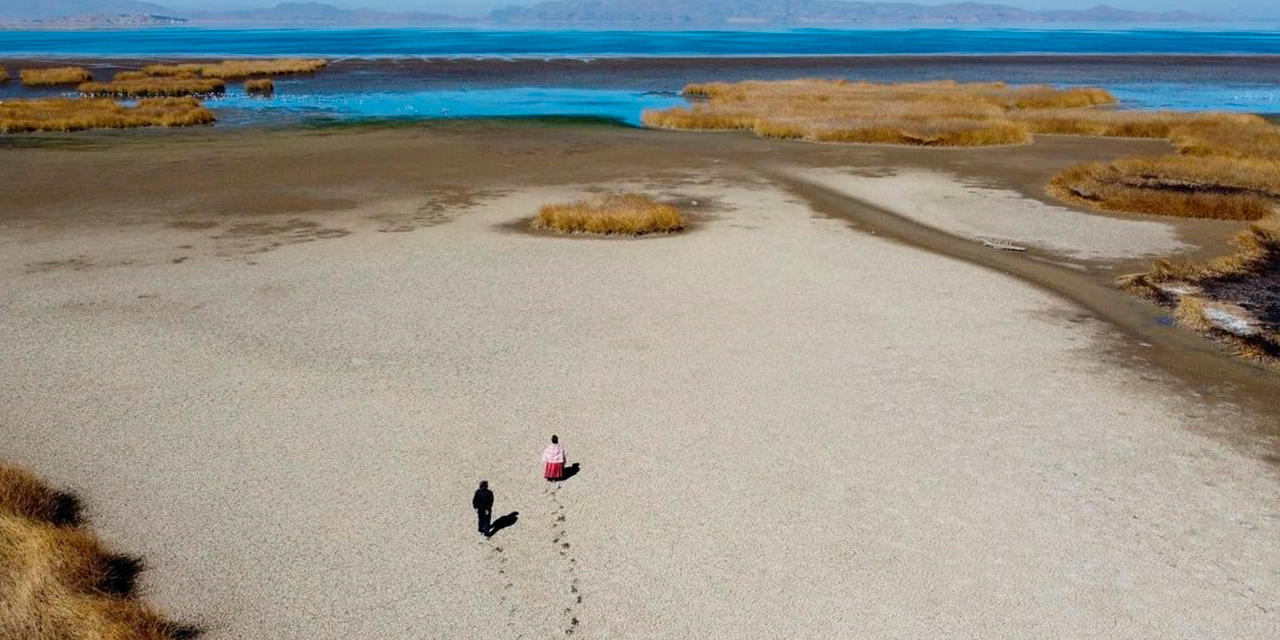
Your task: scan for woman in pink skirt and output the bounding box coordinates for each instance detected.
[542,435,566,481]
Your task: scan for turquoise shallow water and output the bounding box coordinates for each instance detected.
[3,27,1280,124]
[208,87,685,126]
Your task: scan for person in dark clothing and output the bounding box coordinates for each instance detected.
[473,480,494,537]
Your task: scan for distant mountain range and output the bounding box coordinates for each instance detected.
[491,1,1216,25]
[0,0,1223,27]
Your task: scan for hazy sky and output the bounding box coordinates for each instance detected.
[158,1,1280,19]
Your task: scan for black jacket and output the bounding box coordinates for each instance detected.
[472,487,493,511]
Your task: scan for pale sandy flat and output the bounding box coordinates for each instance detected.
[2,165,1278,639]
[798,166,1192,261]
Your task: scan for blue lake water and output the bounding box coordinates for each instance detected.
[3,27,1280,125]
[4,26,1280,57]
[210,87,685,126]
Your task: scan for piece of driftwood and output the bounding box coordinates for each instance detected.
[981,238,1028,252]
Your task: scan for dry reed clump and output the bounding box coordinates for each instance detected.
[1048,113,1280,221]
[20,66,93,86]
[1171,295,1214,332]
[141,63,205,77]
[1048,158,1279,221]
[79,75,226,98]
[244,78,274,96]
[1169,116,1280,160]
[643,79,1120,147]
[533,194,684,235]
[0,465,81,526]
[1119,215,1280,363]
[0,97,215,133]
[0,67,10,83]
[1129,216,1280,287]
[143,58,326,79]
[0,462,195,640]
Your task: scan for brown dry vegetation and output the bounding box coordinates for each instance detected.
[143,58,326,79]
[0,67,9,83]
[1048,113,1280,221]
[533,194,684,235]
[0,97,214,133]
[20,66,93,86]
[1121,216,1280,362]
[0,462,194,640]
[643,79,1121,147]
[245,78,274,96]
[1049,156,1280,221]
[79,75,226,98]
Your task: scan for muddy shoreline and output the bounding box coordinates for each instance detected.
[773,171,1280,452]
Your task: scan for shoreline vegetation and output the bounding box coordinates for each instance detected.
[245,78,274,96]
[0,97,214,132]
[0,462,195,640]
[19,66,92,86]
[641,79,1119,147]
[141,58,327,79]
[1120,217,1280,361]
[79,75,227,98]
[0,58,327,133]
[644,78,1280,364]
[0,67,9,83]
[533,194,684,235]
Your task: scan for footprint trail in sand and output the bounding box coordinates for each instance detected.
[549,483,582,636]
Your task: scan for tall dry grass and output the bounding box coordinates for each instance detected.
[1169,116,1280,160]
[244,78,274,96]
[0,465,81,526]
[0,67,9,83]
[0,97,215,133]
[533,194,684,235]
[1048,156,1280,221]
[644,79,1119,147]
[1048,113,1280,222]
[1120,215,1280,362]
[79,75,226,98]
[20,67,93,86]
[1129,216,1280,286]
[1,462,194,640]
[143,58,326,79]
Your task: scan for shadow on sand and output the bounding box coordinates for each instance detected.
[488,511,519,537]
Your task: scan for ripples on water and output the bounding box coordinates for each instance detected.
[5,27,1280,56]
[2,28,1279,125]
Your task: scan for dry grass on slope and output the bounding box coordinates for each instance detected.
[20,66,93,86]
[0,462,196,640]
[0,97,214,133]
[0,67,9,83]
[533,194,684,235]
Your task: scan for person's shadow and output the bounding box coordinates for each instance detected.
[488,511,519,537]
[560,463,581,482]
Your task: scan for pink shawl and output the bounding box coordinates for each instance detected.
[542,443,565,464]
